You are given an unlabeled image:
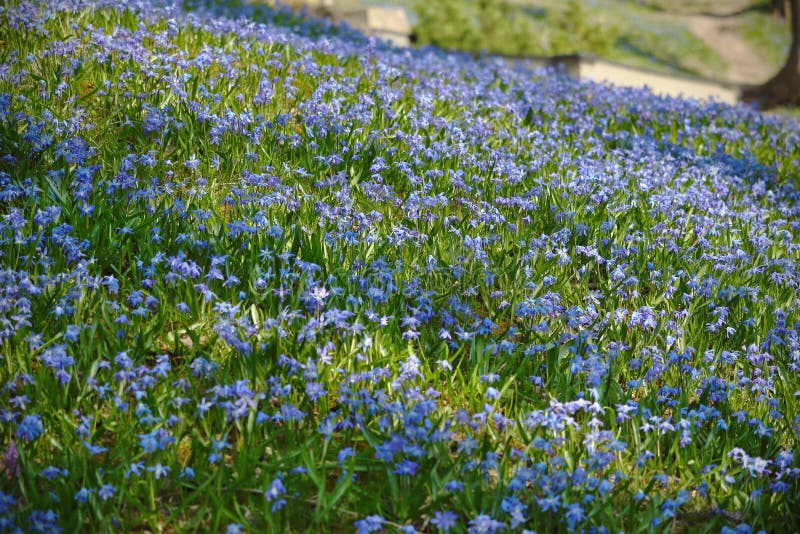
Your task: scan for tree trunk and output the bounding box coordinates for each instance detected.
[742,0,800,109]
[772,0,789,18]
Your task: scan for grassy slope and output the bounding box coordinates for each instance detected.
[335,0,788,79]
[0,0,799,532]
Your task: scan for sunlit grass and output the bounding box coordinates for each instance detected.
[0,0,798,532]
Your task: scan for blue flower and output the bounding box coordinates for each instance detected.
[40,466,67,480]
[265,476,287,512]
[0,490,16,514]
[355,515,385,533]
[467,514,505,534]
[27,509,61,533]
[16,414,44,442]
[431,510,458,532]
[444,480,464,493]
[74,487,94,504]
[180,467,195,479]
[83,441,107,456]
[147,463,170,479]
[565,503,585,529]
[98,484,115,501]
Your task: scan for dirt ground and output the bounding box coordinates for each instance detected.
[682,14,775,84]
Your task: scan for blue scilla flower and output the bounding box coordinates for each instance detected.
[431,510,458,532]
[179,467,195,479]
[16,414,44,442]
[467,514,505,534]
[98,484,115,501]
[27,509,61,533]
[0,490,16,515]
[83,441,107,456]
[355,515,385,534]
[265,476,286,512]
[74,487,94,504]
[147,463,170,479]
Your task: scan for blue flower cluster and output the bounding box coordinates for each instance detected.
[0,0,798,531]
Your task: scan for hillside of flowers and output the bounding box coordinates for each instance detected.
[1,0,799,531]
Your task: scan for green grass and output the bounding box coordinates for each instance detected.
[739,10,792,67]
[338,0,784,79]
[0,0,799,532]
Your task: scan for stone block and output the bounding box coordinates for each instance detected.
[337,7,411,47]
